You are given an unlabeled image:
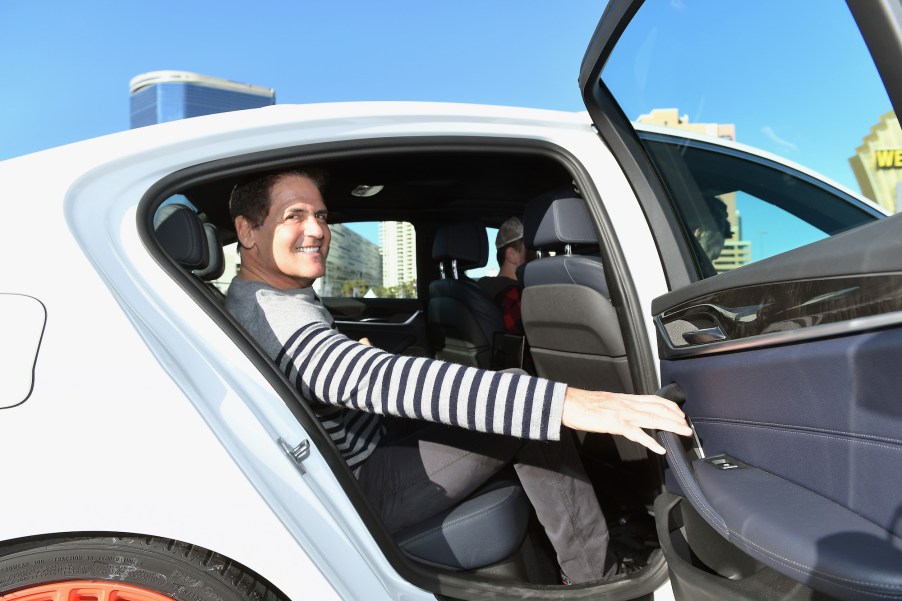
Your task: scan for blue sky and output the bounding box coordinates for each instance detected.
[2,1,893,263]
[602,0,895,260]
[0,1,601,161]
[604,0,891,193]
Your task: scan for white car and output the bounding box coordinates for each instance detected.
[2,2,901,601]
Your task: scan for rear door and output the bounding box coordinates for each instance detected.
[581,1,902,599]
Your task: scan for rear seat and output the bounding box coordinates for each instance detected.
[152,202,531,573]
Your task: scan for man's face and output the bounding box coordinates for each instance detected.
[237,174,331,289]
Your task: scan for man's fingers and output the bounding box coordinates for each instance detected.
[629,411,693,437]
[622,427,667,455]
[635,395,686,419]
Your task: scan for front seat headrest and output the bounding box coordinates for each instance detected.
[524,190,597,250]
[432,221,489,269]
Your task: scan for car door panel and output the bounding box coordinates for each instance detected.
[657,336,902,600]
[652,218,902,600]
[661,329,902,531]
[325,297,431,356]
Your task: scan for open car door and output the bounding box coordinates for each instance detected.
[582,1,902,599]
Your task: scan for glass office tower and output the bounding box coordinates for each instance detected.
[129,71,275,128]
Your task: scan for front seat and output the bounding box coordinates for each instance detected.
[155,206,530,570]
[428,221,505,368]
[520,192,632,394]
[521,194,647,462]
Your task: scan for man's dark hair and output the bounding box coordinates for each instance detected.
[229,167,327,228]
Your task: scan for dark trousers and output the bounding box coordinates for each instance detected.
[356,418,610,584]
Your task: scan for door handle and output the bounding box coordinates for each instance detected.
[682,326,727,345]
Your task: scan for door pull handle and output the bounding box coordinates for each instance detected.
[682,326,727,345]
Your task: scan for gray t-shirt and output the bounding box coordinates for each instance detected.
[226,278,566,468]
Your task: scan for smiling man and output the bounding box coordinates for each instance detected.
[225,168,691,584]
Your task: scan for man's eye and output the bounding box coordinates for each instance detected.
[316,213,329,222]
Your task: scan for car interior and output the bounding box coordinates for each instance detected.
[145,140,667,594]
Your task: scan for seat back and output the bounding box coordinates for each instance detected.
[428,222,504,368]
[521,194,632,393]
[154,203,226,301]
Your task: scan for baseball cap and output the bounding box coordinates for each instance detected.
[495,216,524,249]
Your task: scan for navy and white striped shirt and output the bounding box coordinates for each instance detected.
[226,279,567,469]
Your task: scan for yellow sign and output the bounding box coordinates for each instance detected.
[875,149,902,168]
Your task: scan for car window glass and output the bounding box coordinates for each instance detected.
[640,135,878,274]
[323,221,417,299]
[602,0,901,276]
[465,227,500,279]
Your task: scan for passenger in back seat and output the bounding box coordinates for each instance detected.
[478,216,530,334]
[225,168,692,584]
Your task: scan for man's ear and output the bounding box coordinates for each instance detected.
[505,244,524,266]
[235,216,255,249]
[504,245,517,264]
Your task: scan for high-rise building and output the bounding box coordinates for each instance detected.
[129,70,275,129]
[380,221,417,294]
[317,224,383,297]
[850,111,902,214]
[636,108,735,141]
[711,195,752,272]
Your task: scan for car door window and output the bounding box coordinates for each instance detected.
[322,221,417,299]
[602,0,900,278]
[639,134,881,274]
[464,226,500,279]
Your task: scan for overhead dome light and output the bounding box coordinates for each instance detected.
[351,184,384,198]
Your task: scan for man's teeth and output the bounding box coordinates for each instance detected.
[295,246,320,253]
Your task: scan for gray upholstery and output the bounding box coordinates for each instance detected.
[154,204,226,304]
[429,222,505,368]
[194,222,225,281]
[523,255,610,298]
[153,203,208,270]
[522,194,632,393]
[526,196,600,249]
[393,479,529,570]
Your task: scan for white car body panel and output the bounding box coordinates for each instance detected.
[0,102,668,600]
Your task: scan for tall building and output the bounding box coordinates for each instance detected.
[636,108,735,141]
[380,221,417,294]
[317,225,383,297]
[850,111,902,214]
[129,71,275,129]
[711,195,752,272]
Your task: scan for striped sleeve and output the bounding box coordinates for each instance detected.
[277,323,567,441]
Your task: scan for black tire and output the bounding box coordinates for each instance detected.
[0,536,287,601]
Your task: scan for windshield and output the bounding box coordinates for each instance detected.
[601,0,900,274]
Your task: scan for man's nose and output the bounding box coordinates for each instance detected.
[304,215,324,237]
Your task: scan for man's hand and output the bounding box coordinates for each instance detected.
[561,388,693,455]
